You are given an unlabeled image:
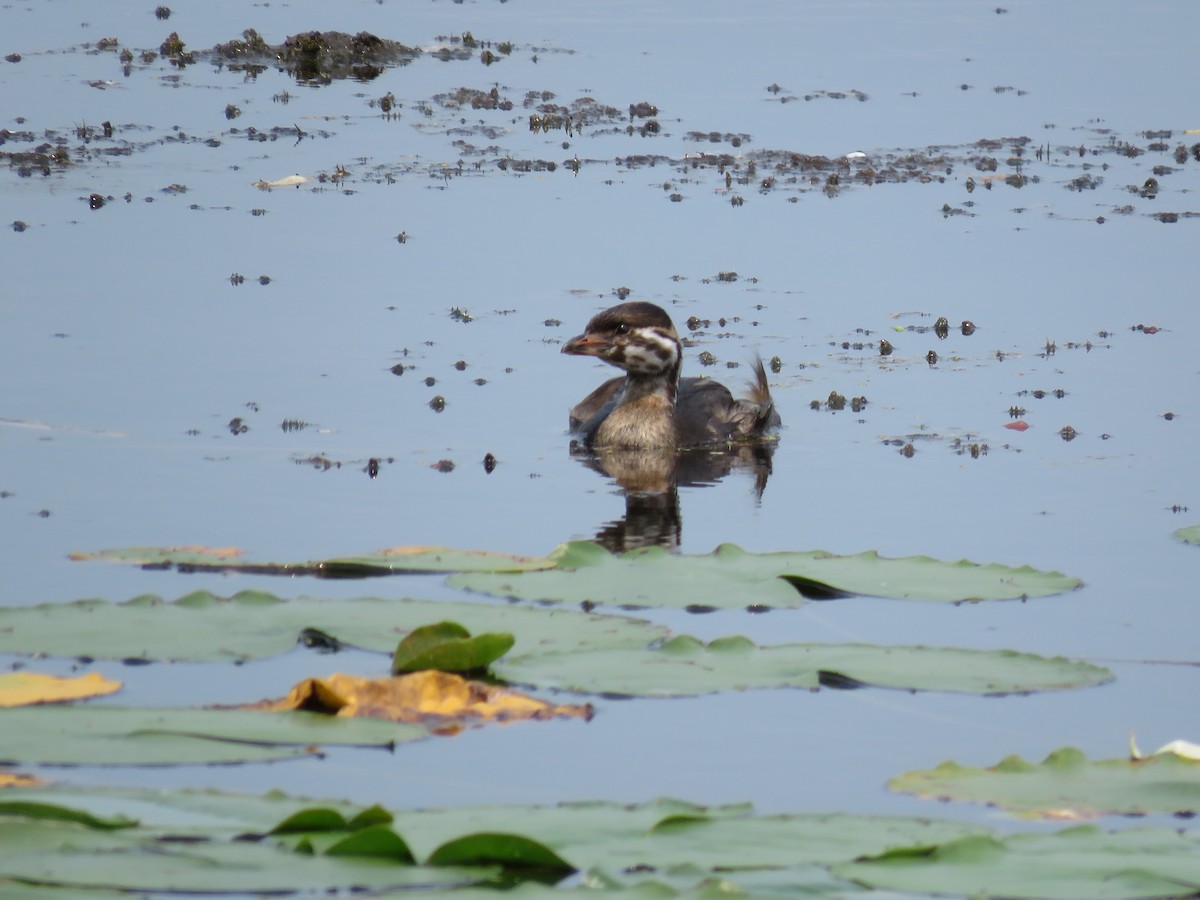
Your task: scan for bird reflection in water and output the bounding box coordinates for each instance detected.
[570,441,776,552]
[561,301,781,552]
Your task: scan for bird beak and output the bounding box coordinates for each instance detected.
[561,332,609,357]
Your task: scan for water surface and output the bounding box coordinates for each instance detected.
[2,0,1198,823]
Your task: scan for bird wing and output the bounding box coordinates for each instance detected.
[569,376,625,433]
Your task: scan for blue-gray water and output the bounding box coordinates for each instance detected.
[2,0,1198,825]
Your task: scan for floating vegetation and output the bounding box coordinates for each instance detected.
[891,744,1200,819]
[0,592,1107,698]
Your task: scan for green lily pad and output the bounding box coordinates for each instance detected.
[0,819,486,895]
[320,547,555,576]
[270,807,354,834]
[0,789,980,896]
[1174,524,1200,545]
[0,592,667,663]
[832,826,1200,899]
[497,635,1112,697]
[382,797,986,894]
[0,786,368,837]
[71,544,555,575]
[0,593,1108,700]
[69,543,1082,609]
[15,787,1197,898]
[348,804,394,830]
[427,832,575,875]
[0,882,129,900]
[0,801,136,831]
[450,541,1082,610]
[392,621,515,674]
[0,706,424,766]
[325,824,417,862]
[889,746,1200,818]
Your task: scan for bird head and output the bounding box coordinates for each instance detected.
[561,301,682,379]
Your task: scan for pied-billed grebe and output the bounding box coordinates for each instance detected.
[562,301,781,449]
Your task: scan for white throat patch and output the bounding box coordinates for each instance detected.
[620,327,680,375]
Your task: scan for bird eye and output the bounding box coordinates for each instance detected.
[613,323,629,336]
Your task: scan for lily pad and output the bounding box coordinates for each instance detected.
[0,785,368,836]
[70,544,555,576]
[271,807,356,834]
[0,706,423,766]
[0,818,485,895]
[832,826,1200,899]
[12,787,1197,898]
[889,746,1200,818]
[427,832,575,875]
[68,543,1082,609]
[321,546,556,576]
[0,671,121,707]
[498,635,1112,697]
[391,621,515,674]
[0,592,667,663]
[0,789,982,896]
[451,541,1082,610]
[252,670,592,726]
[261,807,418,862]
[1174,524,1200,545]
[0,593,1108,700]
[325,824,418,862]
[0,801,136,831]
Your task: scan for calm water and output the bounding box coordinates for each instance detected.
[2,0,1199,823]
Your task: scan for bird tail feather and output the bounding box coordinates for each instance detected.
[744,356,781,433]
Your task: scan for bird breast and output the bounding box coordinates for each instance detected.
[594,393,678,449]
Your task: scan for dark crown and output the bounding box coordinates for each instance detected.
[585,301,676,335]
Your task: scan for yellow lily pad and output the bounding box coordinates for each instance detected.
[246,671,593,727]
[0,672,121,708]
